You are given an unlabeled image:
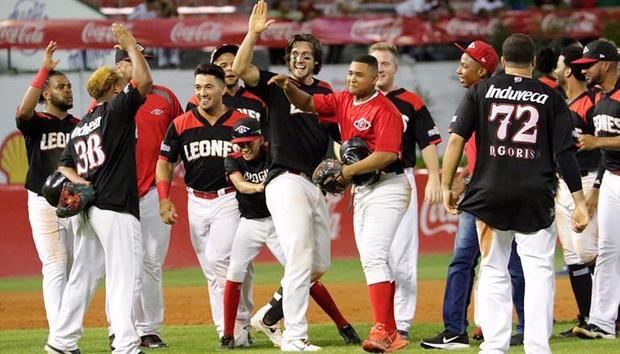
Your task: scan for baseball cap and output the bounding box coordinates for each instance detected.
[455,40,499,74]
[231,117,262,143]
[572,40,620,65]
[211,44,239,63]
[115,43,154,63]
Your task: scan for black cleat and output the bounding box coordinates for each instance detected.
[219,336,235,350]
[510,333,524,346]
[573,323,616,339]
[140,334,168,348]
[44,344,81,354]
[338,324,362,345]
[421,329,470,350]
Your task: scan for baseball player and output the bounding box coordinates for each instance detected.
[113,45,183,348]
[156,63,252,343]
[368,42,442,340]
[16,41,79,331]
[221,118,360,349]
[270,54,410,352]
[46,23,151,354]
[552,45,600,337]
[571,39,620,340]
[421,40,526,349]
[232,1,340,350]
[442,33,589,354]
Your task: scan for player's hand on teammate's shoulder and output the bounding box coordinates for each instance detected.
[42,41,60,71]
[267,74,290,90]
[585,188,599,217]
[159,198,178,225]
[572,202,590,233]
[249,0,275,35]
[111,23,138,51]
[577,134,598,151]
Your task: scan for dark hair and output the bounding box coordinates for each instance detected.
[536,37,581,74]
[352,54,378,73]
[194,62,226,83]
[561,46,587,82]
[38,70,67,104]
[285,33,323,75]
[502,33,536,66]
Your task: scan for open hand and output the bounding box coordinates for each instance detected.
[267,74,290,89]
[43,41,60,71]
[249,0,275,35]
[111,23,137,51]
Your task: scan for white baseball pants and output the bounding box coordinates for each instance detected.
[589,171,620,334]
[476,221,556,354]
[27,191,74,330]
[265,173,331,342]
[388,168,419,333]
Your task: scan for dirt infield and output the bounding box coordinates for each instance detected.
[0,278,578,330]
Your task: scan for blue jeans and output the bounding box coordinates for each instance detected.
[443,212,525,334]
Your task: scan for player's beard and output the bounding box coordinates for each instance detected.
[50,96,73,111]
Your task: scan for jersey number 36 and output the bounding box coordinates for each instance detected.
[75,134,106,175]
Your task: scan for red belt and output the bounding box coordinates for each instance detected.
[191,187,235,200]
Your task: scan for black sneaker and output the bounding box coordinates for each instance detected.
[44,344,81,354]
[218,336,235,350]
[573,323,616,339]
[141,334,168,348]
[560,316,587,337]
[510,333,523,346]
[397,330,409,341]
[339,324,362,345]
[420,330,470,350]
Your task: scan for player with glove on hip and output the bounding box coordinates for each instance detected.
[270,54,410,353]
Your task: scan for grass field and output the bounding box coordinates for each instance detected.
[0,254,617,353]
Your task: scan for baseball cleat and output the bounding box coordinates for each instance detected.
[388,331,409,352]
[509,333,523,346]
[420,329,470,350]
[280,339,321,352]
[218,336,235,350]
[140,334,168,348]
[396,330,409,341]
[44,344,81,354]
[338,324,362,345]
[560,315,587,337]
[573,323,616,339]
[251,306,283,347]
[362,323,406,353]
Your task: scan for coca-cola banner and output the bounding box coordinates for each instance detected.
[1,8,619,49]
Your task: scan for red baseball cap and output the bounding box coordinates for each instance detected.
[455,40,499,74]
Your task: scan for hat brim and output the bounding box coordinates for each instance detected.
[572,57,599,65]
[211,45,239,63]
[232,136,261,144]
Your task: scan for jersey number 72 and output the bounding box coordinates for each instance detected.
[488,103,539,144]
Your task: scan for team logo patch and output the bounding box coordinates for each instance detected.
[160,142,171,152]
[151,108,164,116]
[235,125,251,134]
[353,118,372,131]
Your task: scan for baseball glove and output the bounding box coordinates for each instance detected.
[340,137,381,186]
[56,182,96,218]
[312,159,349,194]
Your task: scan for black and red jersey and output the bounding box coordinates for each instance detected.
[451,74,575,232]
[246,70,338,177]
[567,91,599,173]
[160,108,247,192]
[186,86,268,137]
[60,82,144,219]
[224,148,270,219]
[385,88,442,168]
[592,80,620,172]
[17,111,80,195]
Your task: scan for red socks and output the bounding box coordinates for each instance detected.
[310,281,349,328]
[223,280,242,337]
[368,281,397,332]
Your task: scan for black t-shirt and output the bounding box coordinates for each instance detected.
[451,74,575,233]
[386,88,442,168]
[60,82,144,219]
[246,70,338,176]
[17,112,79,195]
[567,91,600,173]
[592,80,620,172]
[224,149,270,219]
[160,108,247,192]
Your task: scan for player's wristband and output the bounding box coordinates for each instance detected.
[31,66,50,89]
[156,180,171,200]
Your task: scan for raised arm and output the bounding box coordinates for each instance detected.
[111,23,152,96]
[232,0,274,87]
[17,41,60,121]
[268,74,316,113]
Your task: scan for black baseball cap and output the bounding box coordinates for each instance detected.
[231,118,262,143]
[115,43,154,63]
[572,40,620,65]
[211,44,239,63]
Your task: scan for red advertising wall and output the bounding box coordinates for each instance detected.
[0,172,458,277]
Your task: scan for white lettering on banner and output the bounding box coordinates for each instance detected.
[541,12,596,35]
[419,199,458,236]
[170,22,222,44]
[350,17,402,42]
[40,132,69,150]
[9,0,47,20]
[81,22,120,44]
[593,114,620,135]
[445,17,498,37]
[183,140,233,161]
[260,22,301,42]
[0,23,45,46]
[484,85,549,104]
